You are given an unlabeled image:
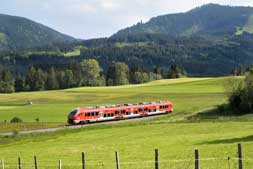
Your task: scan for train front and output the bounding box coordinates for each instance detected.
[67,109,80,125]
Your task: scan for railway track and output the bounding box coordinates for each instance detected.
[0,114,167,136]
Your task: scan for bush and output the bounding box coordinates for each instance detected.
[225,72,253,114]
[10,117,22,123]
[217,104,225,113]
[35,118,40,123]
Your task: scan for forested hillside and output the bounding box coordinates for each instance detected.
[0,14,75,51]
[1,4,253,93]
[80,33,253,76]
[113,4,253,37]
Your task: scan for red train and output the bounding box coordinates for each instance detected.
[68,101,173,125]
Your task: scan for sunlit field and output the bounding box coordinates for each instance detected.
[0,77,226,124]
[1,77,253,169]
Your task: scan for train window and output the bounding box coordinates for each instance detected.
[95,112,99,116]
[69,110,78,117]
[134,111,138,114]
[111,113,114,116]
[148,109,151,112]
[160,105,165,109]
[122,110,126,113]
[115,111,118,114]
[144,108,148,111]
[104,114,107,117]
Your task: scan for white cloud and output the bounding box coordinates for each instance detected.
[0,0,252,39]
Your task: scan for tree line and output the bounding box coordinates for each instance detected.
[0,59,186,93]
[0,33,253,79]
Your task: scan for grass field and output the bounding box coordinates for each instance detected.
[64,46,86,57]
[2,77,253,169]
[1,121,253,169]
[0,78,226,124]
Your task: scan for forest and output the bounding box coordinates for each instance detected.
[0,58,186,93]
[0,32,252,93]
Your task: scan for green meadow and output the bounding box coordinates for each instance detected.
[1,121,253,169]
[0,77,226,123]
[1,77,253,169]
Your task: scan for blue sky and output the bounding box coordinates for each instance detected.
[1,0,253,39]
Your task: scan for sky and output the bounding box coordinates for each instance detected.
[0,0,253,39]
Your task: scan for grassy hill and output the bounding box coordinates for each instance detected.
[0,77,226,124]
[1,77,253,168]
[0,14,75,51]
[113,4,253,37]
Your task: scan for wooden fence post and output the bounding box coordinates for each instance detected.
[195,149,199,169]
[155,149,159,169]
[34,156,38,169]
[1,159,4,169]
[18,157,21,169]
[228,157,231,169]
[238,144,243,169]
[58,160,62,169]
[82,152,85,169]
[115,151,120,169]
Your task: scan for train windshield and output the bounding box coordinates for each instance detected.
[69,109,78,117]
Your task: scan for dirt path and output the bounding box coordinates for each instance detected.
[0,114,166,136]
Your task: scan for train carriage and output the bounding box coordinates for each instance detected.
[68,101,173,125]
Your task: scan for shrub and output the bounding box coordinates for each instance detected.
[225,71,253,114]
[10,117,22,123]
[35,118,40,123]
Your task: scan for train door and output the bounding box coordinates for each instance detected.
[99,112,103,118]
[157,106,160,112]
[131,108,134,115]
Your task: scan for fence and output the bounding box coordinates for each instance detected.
[0,144,250,169]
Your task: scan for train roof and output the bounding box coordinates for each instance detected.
[76,101,172,112]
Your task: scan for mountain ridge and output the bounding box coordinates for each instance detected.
[113,3,253,37]
[0,13,75,51]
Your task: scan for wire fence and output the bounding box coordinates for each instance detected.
[1,144,252,169]
[0,158,249,169]
[0,159,243,169]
